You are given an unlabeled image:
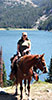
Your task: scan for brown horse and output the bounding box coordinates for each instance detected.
[10,54,48,100]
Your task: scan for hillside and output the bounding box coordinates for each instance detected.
[0,82,52,100]
[0,0,52,30]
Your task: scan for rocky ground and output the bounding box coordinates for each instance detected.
[0,81,52,100]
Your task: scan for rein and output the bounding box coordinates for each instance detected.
[34,57,46,76]
[38,71,44,76]
[33,70,46,77]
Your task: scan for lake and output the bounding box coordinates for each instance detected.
[0,30,52,81]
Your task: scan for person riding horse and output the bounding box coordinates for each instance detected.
[11,32,31,66]
[11,32,38,81]
[10,54,48,99]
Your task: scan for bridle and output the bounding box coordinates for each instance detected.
[11,56,47,78]
[34,57,46,73]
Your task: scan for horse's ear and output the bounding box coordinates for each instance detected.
[40,53,45,59]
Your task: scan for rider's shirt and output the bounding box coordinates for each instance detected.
[17,38,31,55]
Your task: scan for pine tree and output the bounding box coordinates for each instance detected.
[45,57,52,83]
[48,58,52,82]
[3,62,7,86]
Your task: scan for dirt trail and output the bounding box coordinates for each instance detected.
[0,82,52,100]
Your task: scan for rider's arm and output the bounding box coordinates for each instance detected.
[23,40,31,53]
[17,39,21,54]
[17,43,21,56]
[17,44,20,54]
[27,40,31,51]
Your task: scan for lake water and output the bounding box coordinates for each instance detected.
[0,30,52,81]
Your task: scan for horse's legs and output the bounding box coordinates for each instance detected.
[15,76,18,95]
[27,79,30,97]
[24,79,26,93]
[20,81,23,100]
[15,84,18,95]
[13,84,18,96]
[27,79,32,100]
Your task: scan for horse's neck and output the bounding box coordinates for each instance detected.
[28,56,37,67]
[18,55,39,73]
[25,55,38,71]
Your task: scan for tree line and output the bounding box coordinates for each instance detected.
[0,0,52,30]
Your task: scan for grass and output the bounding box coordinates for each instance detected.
[31,80,52,92]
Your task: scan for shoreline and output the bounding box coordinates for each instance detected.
[0,28,52,32]
[0,28,38,31]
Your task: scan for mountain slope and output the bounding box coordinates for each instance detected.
[0,0,52,30]
[3,0,37,7]
[0,0,39,28]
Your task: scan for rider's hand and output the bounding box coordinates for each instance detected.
[22,50,27,55]
[18,52,21,57]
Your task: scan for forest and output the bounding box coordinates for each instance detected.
[0,0,52,30]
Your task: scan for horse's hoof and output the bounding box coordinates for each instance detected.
[20,99,22,100]
[20,97,23,100]
[28,97,32,100]
[20,96,23,100]
[26,92,28,95]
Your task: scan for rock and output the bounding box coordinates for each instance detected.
[46,89,52,93]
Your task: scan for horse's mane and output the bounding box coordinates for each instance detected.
[16,55,40,73]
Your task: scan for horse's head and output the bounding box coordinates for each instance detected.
[34,54,48,73]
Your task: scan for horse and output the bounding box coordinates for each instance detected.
[10,54,48,100]
[10,54,39,95]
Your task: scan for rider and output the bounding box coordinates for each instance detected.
[10,32,31,63]
[10,32,39,81]
[17,32,31,57]
[17,32,38,81]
